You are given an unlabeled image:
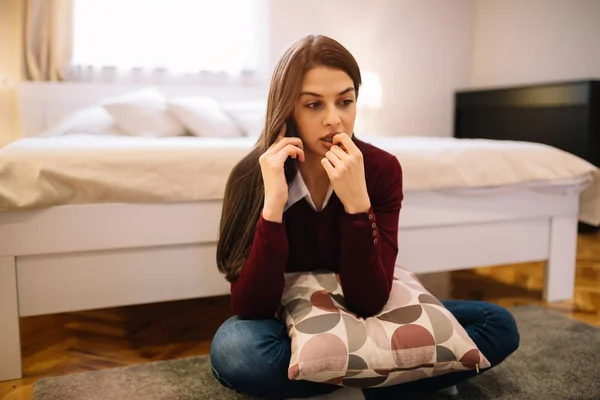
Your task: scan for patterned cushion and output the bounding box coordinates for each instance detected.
[278,267,491,388]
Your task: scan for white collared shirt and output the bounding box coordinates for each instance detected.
[284,171,334,212]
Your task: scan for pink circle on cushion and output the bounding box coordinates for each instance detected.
[311,290,339,313]
[365,317,391,350]
[391,324,436,368]
[459,348,481,368]
[378,304,423,324]
[385,281,414,309]
[299,333,347,376]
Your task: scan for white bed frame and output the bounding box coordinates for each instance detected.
[0,83,582,381]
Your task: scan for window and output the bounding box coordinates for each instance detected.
[70,0,266,82]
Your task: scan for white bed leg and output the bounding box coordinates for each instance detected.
[544,216,578,302]
[0,256,22,381]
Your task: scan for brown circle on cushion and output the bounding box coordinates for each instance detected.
[459,348,482,369]
[311,290,339,313]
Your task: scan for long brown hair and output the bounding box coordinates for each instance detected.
[216,34,362,282]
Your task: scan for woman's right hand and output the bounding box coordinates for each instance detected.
[259,124,305,223]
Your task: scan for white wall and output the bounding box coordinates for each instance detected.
[472,0,600,88]
[269,0,476,137]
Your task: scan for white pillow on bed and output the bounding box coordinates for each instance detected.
[42,106,124,137]
[101,88,186,137]
[167,96,244,138]
[222,100,266,137]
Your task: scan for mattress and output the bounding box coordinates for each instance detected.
[1,134,599,224]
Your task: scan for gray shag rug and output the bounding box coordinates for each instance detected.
[32,305,600,400]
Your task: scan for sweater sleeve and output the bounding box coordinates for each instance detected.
[338,156,403,318]
[230,215,289,319]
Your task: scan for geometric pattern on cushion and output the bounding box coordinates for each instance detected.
[278,266,491,388]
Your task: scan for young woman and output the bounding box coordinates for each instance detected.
[210,34,520,400]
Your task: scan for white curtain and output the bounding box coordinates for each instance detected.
[68,0,264,84]
[23,0,74,81]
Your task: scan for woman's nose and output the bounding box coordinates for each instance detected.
[323,105,341,126]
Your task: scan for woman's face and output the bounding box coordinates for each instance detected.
[293,67,357,158]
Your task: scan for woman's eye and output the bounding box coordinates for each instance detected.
[341,99,354,106]
[306,102,321,109]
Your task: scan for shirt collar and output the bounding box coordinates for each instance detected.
[284,170,334,212]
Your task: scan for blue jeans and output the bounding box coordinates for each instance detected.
[210,300,520,400]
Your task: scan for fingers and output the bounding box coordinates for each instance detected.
[325,149,343,168]
[269,135,303,154]
[274,144,305,164]
[321,157,335,178]
[332,133,358,155]
[329,144,349,160]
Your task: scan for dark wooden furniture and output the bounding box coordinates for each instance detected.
[453,79,600,230]
[454,79,599,168]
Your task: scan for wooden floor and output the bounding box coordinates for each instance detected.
[2,228,599,400]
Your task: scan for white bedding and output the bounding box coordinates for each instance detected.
[1,134,599,224]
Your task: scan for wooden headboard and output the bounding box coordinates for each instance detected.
[453,79,599,168]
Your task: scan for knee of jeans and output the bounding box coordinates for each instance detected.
[210,316,288,385]
[210,317,247,378]
[488,304,520,359]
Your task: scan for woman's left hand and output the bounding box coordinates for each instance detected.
[321,133,371,214]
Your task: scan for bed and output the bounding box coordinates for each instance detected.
[1,82,599,381]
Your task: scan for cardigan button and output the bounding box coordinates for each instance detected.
[368,214,373,220]
[371,223,376,229]
[372,231,377,236]
[374,238,379,244]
